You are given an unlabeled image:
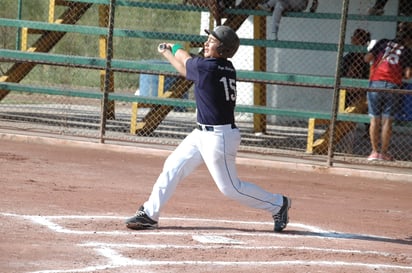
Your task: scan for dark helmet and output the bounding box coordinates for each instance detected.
[205,26,240,58]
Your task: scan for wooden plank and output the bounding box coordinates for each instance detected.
[1,18,364,51]
[0,2,92,101]
[0,49,370,88]
[3,81,411,128]
[0,81,330,119]
[61,0,412,22]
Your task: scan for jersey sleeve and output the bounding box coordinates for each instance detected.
[371,39,389,58]
[185,57,200,82]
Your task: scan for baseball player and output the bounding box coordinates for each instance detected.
[125,26,291,232]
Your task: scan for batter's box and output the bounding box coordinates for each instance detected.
[2,212,401,241]
[3,213,412,273]
[3,212,408,250]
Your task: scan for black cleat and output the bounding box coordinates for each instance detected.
[125,206,158,230]
[273,196,291,232]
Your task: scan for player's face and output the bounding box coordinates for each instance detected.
[204,35,221,58]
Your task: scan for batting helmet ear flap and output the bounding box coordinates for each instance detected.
[217,44,228,57]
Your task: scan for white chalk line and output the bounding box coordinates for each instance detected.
[1,212,393,240]
[2,212,411,273]
[81,241,393,257]
[29,255,412,273]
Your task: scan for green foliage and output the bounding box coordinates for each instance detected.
[1,1,201,89]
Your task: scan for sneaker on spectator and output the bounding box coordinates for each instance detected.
[367,7,384,15]
[257,2,272,12]
[379,153,394,161]
[125,206,158,230]
[367,152,381,161]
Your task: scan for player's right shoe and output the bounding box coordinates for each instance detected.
[125,206,158,230]
[273,196,291,232]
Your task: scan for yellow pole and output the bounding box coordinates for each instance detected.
[253,15,267,134]
[99,4,115,120]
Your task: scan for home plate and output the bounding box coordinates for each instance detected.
[192,235,244,244]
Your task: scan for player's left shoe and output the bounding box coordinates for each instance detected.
[273,196,291,232]
[125,206,158,230]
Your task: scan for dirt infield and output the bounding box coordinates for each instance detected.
[1,134,411,273]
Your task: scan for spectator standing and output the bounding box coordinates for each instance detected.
[364,25,412,161]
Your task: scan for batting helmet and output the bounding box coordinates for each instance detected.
[205,26,240,58]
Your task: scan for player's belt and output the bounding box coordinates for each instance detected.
[197,123,237,131]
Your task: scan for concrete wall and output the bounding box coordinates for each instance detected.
[201,0,399,123]
[266,0,398,117]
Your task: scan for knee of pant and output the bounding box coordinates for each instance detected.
[163,157,175,170]
[218,185,242,199]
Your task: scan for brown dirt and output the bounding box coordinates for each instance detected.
[1,135,411,273]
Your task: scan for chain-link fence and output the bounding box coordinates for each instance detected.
[1,0,411,168]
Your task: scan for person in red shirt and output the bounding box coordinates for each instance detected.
[364,25,412,161]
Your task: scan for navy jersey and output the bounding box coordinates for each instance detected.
[186,57,237,125]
